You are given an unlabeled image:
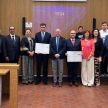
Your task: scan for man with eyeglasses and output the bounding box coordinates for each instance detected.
[65,30,81,87]
[35,23,51,85]
[3,26,20,63]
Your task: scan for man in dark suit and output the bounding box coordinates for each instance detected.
[3,26,20,63]
[35,23,51,85]
[50,29,66,87]
[65,30,81,87]
[0,34,5,63]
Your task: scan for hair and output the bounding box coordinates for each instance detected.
[82,30,92,40]
[25,29,32,32]
[78,26,83,29]
[92,28,100,40]
[40,23,46,27]
[9,26,15,30]
[101,22,108,25]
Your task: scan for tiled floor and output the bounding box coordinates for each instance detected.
[1,81,108,108]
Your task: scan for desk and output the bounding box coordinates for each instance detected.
[0,63,19,108]
[0,69,9,107]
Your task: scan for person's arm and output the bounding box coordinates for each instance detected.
[99,39,104,57]
[3,37,8,61]
[88,40,95,60]
[104,35,108,51]
[58,38,66,56]
[50,38,56,55]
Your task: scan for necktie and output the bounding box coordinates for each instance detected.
[72,39,74,46]
[12,36,15,45]
[57,37,59,52]
[42,33,44,41]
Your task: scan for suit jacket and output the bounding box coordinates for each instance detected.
[35,32,51,44]
[66,38,81,52]
[21,37,35,56]
[104,35,108,57]
[3,34,20,61]
[50,36,66,60]
[0,34,5,56]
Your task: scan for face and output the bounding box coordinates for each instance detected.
[25,30,31,37]
[84,31,89,39]
[78,27,83,33]
[9,26,15,35]
[55,29,61,37]
[93,30,98,37]
[40,25,46,32]
[70,30,76,39]
[102,23,108,30]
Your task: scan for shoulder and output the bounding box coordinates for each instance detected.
[60,36,65,40]
[35,32,41,36]
[46,32,51,35]
[51,37,55,40]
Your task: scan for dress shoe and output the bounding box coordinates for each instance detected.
[35,79,41,85]
[69,82,73,87]
[74,82,79,87]
[43,80,47,85]
[59,82,62,87]
[53,82,56,87]
[25,82,29,85]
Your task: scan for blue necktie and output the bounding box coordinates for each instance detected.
[57,37,59,52]
[42,33,44,41]
[12,36,15,45]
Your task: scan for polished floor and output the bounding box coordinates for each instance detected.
[1,81,108,108]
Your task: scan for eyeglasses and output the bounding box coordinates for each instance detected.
[9,29,15,30]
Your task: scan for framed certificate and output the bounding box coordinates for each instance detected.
[67,51,82,62]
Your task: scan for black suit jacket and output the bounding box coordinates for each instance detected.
[3,34,20,61]
[35,32,51,44]
[21,37,35,56]
[50,36,66,60]
[0,35,5,62]
[66,38,81,52]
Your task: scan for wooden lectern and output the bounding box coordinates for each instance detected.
[0,63,19,108]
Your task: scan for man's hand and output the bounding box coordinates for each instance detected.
[65,53,68,56]
[55,54,59,58]
[6,57,9,61]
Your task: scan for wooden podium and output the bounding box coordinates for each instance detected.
[0,63,20,108]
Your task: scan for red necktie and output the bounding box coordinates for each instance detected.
[72,39,74,46]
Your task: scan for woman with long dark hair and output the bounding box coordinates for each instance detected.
[92,29,103,86]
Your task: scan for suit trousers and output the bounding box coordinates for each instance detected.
[81,57,94,86]
[67,62,79,82]
[52,59,63,83]
[36,54,49,81]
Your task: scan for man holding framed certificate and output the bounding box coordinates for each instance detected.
[65,30,81,87]
[35,23,51,85]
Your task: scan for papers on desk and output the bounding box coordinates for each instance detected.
[67,51,82,62]
[35,43,50,54]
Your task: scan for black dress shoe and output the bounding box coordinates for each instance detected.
[43,80,47,85]
[69,82,73,87]
[53,82,56,87]
[35,80,41,85]
[59,82,62,87]
[74,82,79,87]
[25,83,29,85]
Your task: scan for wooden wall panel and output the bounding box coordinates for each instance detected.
[0,0,108,75]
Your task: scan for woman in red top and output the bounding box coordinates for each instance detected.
[81,30,95,87]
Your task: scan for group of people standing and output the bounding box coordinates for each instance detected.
[0,22,108,87]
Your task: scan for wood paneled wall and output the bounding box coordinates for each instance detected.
[0,0,108,75]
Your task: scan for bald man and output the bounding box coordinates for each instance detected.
[65,30,81,87]
[50,29,66,87]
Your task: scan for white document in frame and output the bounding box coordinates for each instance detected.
[35,43,50,54]
[67,51,82,62]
